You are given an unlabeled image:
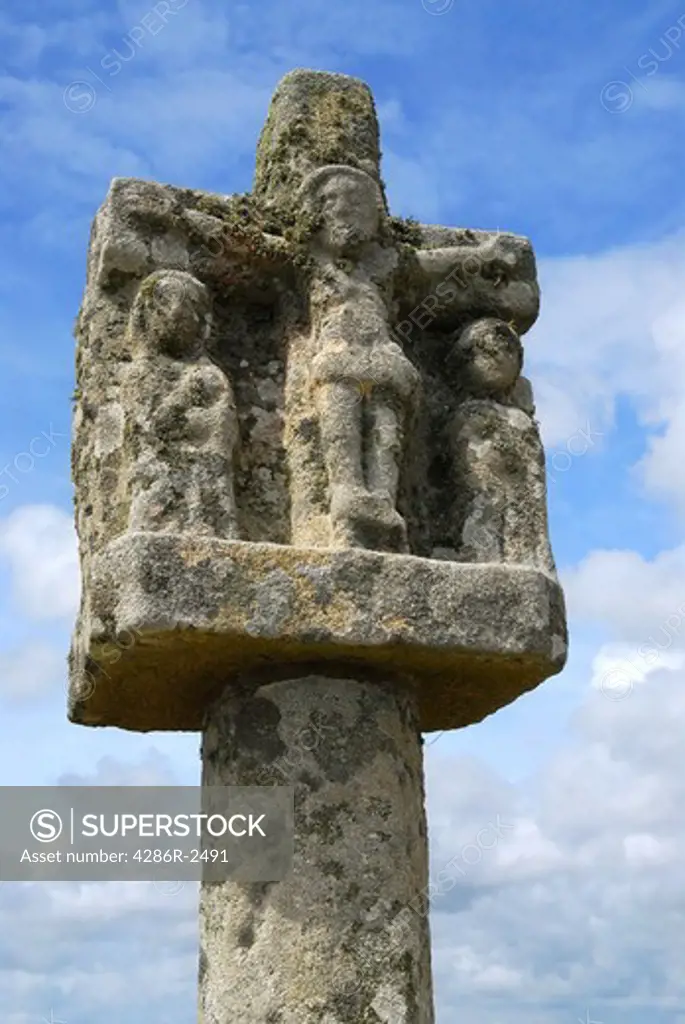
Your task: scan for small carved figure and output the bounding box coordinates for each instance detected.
[296,165,421,551]
[124,269,240,538]
[450,317,555,572]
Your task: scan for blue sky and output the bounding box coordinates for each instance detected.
[2,0,685,1020]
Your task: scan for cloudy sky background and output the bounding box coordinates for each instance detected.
[2,0,685,1020]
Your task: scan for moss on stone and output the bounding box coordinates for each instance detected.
[306,803,346,844]
[389,215,422,248]
[319,858,346,880]
[253,71,381,211]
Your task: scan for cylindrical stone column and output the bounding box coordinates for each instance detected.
[199,673,434,1023]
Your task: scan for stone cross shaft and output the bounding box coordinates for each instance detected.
[69,68,567,1023]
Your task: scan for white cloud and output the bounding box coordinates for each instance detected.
[0,747,195,1015]
[0,878,197,1018]
[492,817,565,878]
[637,398,685,511]
[623,832,674,867]
[563,545,685,640]
[56,748,180,786]
[589,641,685,699]
[529,233,685,444]
[0,504,79,620]
[423,657,685,1017]
[416,520,685,1019]
[518,230,685,526]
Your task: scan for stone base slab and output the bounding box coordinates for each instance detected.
[68,532,567,733]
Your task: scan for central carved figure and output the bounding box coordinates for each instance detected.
[298,165,421,551]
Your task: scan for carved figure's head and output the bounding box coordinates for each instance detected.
[298,164,383,254]
[456,317,523,396]
[129,270,211,360]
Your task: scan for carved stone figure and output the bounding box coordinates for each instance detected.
[450,317,555,573]
[291,164,421,551]
[124,269,240,538]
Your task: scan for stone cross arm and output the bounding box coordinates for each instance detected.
[399,224,540,335]
[87,175,295,299]
[87,175,538,342]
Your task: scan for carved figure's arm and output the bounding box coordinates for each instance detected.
[90,177,296,299]
[398,230,540,335]
[183,364,240,452]
[183,209,296,285]
[191,217,291,262]
[509,375,536,417]
[151,364,229,417]
[88,178,167,289]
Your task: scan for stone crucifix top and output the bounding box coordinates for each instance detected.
[69,68,567,1024]
[70,67,564,730]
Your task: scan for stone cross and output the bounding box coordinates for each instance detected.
[69,68,567,1023]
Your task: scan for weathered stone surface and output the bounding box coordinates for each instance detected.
[69,66,569,1024]
[446,317,556,571]
[73,176,294,559]
[401,224,540,333]
[198,674,434,1024]
[285,163,421,550]
[73,171,542,562]
[124,269,240,538]
[68,532,566,733]
[253,68,384,214]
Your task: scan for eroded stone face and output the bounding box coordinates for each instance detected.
[456,317,523,396]
[130,269,211,360]
[305,166,382,254]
